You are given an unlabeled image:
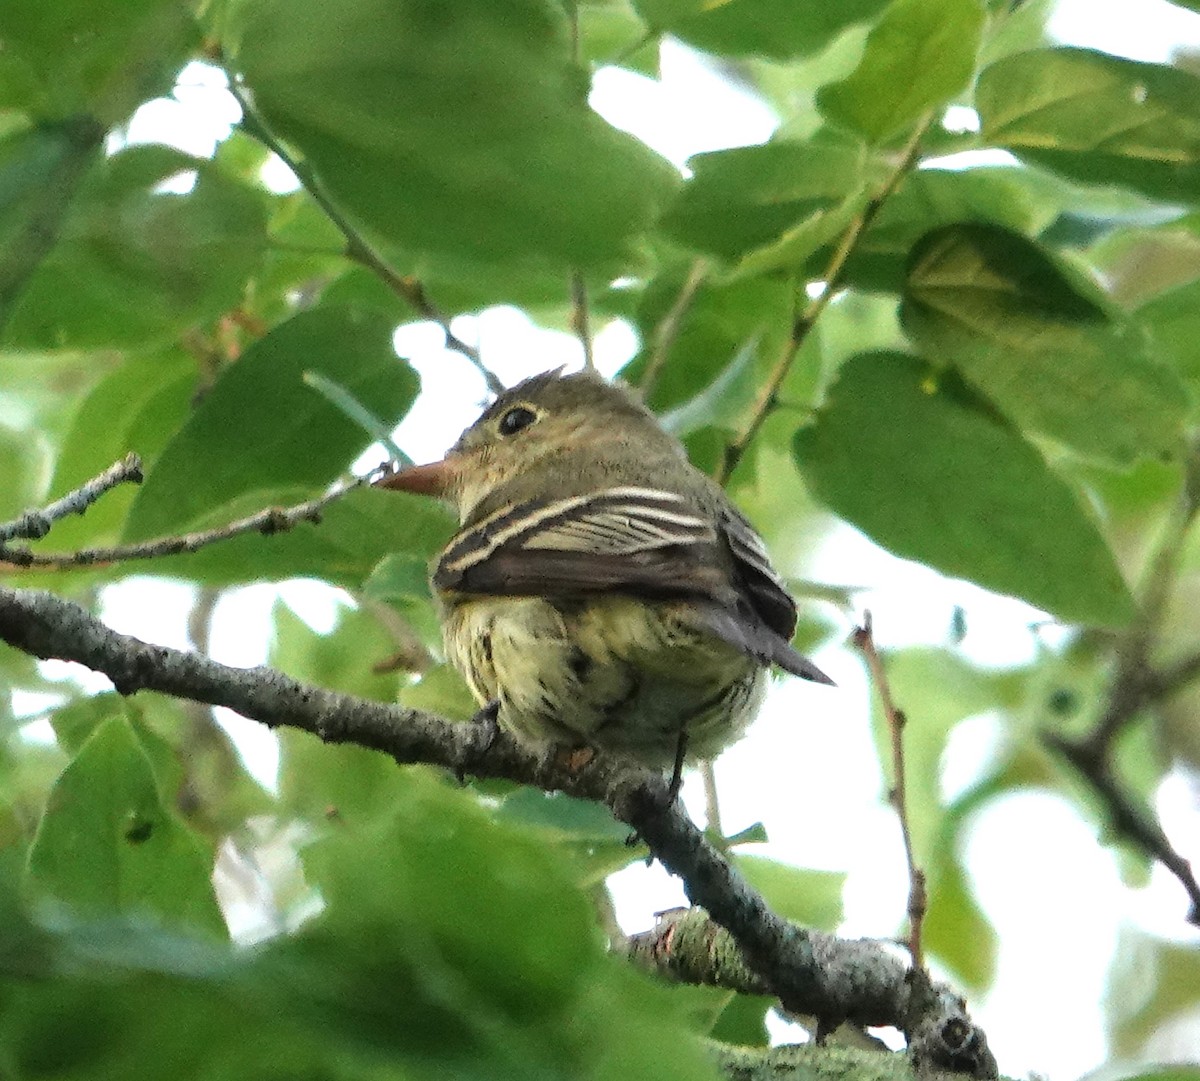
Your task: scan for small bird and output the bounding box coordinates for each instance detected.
[376,368,832,789]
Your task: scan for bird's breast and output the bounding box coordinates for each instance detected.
[441,594,764,768]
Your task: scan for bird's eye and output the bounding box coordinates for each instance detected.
[497,406,538,436]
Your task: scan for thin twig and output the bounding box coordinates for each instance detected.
[0,453,145,543]
[570,270,595,370]
[0,469,381,569]
[716,116,934,484]
[853,612,927,968]
[223,73,504,397]
[638,257,709,402]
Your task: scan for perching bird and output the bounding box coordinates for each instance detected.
[376,368,832,788]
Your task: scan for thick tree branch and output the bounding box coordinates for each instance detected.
[0,583,994,1077]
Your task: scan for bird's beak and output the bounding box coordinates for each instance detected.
[374,455,461,497]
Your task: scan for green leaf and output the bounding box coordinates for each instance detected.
[0,0,197,123]
[25,716,225,937]
[0,419,46,523]
[363,551,437,604]
[922,836,996,992]
[271,600,417,823]
[632,0,891,60]
[269,598,401,703]
[123,306,417,541]
[1134,277,1200,407]
[294,773,719,1080]
[47,692,130,756]
[227,0,679,272]
[661,337,762,438]
[3,773,719,1081]
[3,145,268,351]
[396,663,479,724]
[735,855,844,931]
[978,47,1200,203]
[578,2,658,76]
[708,993,772,1047]
[817,0,985,143]
[792,351,1135,625]
[661,135,867,260]
[901,223,1189,465]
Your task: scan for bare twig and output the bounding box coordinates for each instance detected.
[0,453,145,543]
[0,582,995,1077]
[638,258,709,403]
[570,270,595,370]
[853,612,927,968]
[223,74,504,397]
[0,469,379,569]
[717,116,934,484]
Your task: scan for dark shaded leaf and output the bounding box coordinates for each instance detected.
[826,166,1056,293]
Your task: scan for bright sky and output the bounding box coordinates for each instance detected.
[21,2,1200,1077]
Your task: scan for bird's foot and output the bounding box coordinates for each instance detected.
[454,699,501,783]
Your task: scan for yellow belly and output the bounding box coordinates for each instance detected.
[442,594,765,769]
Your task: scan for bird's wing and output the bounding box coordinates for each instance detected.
[434,486,726,597]
[710,505,832,684]
[435,487,833,685]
